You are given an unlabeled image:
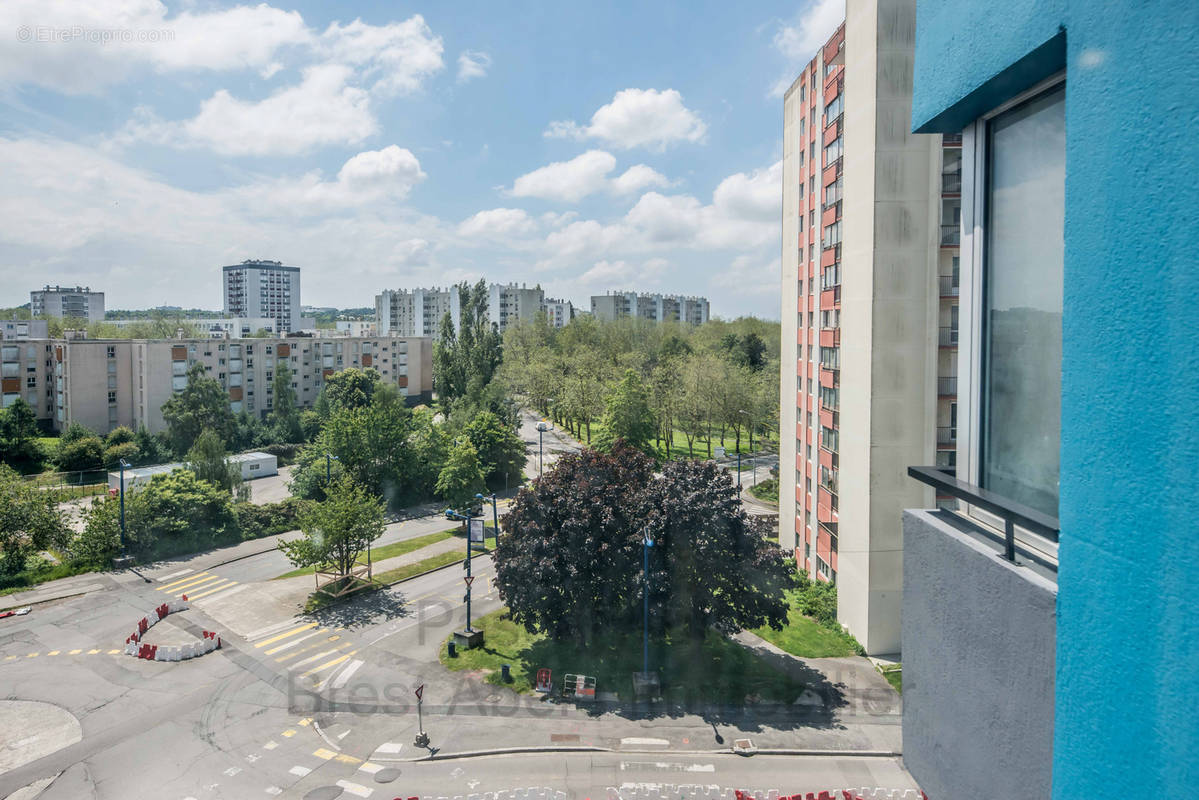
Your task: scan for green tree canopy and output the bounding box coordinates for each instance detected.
[186,428,247,499]
[161,361,234,455]
[0,398,44,471]
[462,411,525,489]
[322,367,382,413]
[593,369,656,454]
[56,435,105,472]
[436,436,486,513]
[494,444,656,642]
[278,478,384,579]
[269,361,303,443]
[433,279,502,404]
[0,464,70,575]
[104,426,135,447]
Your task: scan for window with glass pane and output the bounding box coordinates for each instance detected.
[981,84,1065,517]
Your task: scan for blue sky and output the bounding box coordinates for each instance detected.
[0,0,843,319]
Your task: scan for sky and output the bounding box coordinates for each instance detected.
[0,0,843,320]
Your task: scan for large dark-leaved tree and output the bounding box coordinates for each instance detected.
[640,459,791,638]
[494,444,656,643]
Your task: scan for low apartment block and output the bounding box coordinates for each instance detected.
[0,319,49,340]
[376,282,554,338]
[590,291,709,324]
[31,285,105,322]
[1,334,432,435]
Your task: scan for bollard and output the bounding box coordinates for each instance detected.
[448,641,457,658]
[501,663,511,682]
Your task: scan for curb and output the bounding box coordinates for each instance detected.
[0,587,93,611]
[382,547,492,588]
[393,746,901,763]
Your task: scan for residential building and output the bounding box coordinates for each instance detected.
[590,291,709,324]
[544,297,574,327]
[903,0,1197,798]
[0,319,49,340]
[333,320,376,337]
[4,334,432,434]
[222,260,302,333]
[487,283,545,331]
[780,3,953,655]
[30,285,105,322]
[375,286,460,338]
[105,317,279,338]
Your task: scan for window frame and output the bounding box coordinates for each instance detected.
[957,72,1064,553]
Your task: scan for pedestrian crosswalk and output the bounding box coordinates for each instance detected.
[243,620,362,690]
[154,569,241,602]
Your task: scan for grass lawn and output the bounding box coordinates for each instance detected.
[580,423,777,463]
[0,562,100,597]
[373,536,495,584]
[748,478,779,504]
[439,608,810,705]
[879,664,902,694]
[273,529,459,579]
[752,590,862,658]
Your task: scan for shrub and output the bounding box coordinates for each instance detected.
[234,497,309,540]
[103,441,141,470]
[105,426,136,447]
[260,443,299,466]
[56,436,105,472]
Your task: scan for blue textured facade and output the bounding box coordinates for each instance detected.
[912,1,1199,797]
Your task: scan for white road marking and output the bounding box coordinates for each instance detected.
[290,647,341,669]
[195,582,251,602]
[620,737,671,747]
[245,753,260,763]
[289,766,311,777]
[619,762,716,773]
[246,618,310,641]
[358,762,383,774]
[265,787,282,796]
[157,569,193,581]
[336,779,374,797]
[263,741,278,750]
[331,659,364,689]
[374,741,403,754]
[223,767,241,776]
[263,629,325,655]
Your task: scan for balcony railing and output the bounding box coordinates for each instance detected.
[941,224,961,246]
[942,133,963,146]
[939,326,959,347]
[939,275,960,296]
[938,376,958,396]
[937,426,957,445]
[942,172,962,193]
[907,465,1060,562]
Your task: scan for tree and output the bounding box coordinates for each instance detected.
[186,428,247,500]
[55,435,105,472]
[435,436,486,512]
[593,369,656,454]
[462,411,525,489]
[0,464,70,575]
[103,441,141,470]
[433,279,502,404]
[322,367,381,413]
[494,445,656,642]
[104,426,135,447]
[161,362,234,455]
[121,469,239,559]
[269,361,303,443]
[58,421,96,448]
[133,424,170,466]
[640,459,791,639]
[0,398,43,471]
[278,478,384,580]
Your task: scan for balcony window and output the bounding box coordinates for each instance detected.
[959,80,1064,520]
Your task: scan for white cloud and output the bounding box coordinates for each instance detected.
[336,145,426,195]
[119,64,378,156]
[457,50,492,83]
[318,16,444,96]
[610,164,671,195]
[713,255,781,296]
[458,208,538,238]
[712,160,782,221]
[511,151,617,203]
[545,88,707,150]
[0,0,311,94]
[769,0,845,96]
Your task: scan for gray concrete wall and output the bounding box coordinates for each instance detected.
[901,509,1056,800]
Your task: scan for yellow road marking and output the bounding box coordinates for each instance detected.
[107,649,120,654]
[26,653,38,658]
[275,636,341,664]
[4,655,16,661]
[298,717,313,727]
[69,649,82,655]
[334,753,362,765]
[255,622,318,648]
[87,649,101,654]
[156,572,209,591]
[264,629,326,655]
[187,580,238,600]
[301,650,356,679]
[47,650,59,656]
[312,748,336,760]
[162,575,221,593]
[281,729,296,737]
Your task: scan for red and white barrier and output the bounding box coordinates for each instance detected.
[121,599,221,662]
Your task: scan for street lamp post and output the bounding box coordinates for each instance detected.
[642,529,653,676]
[118,458,130,555]
[325,452,339,484]
[446,507,476,632]
[536,421,549,477]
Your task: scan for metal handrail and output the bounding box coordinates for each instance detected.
[907,465,1060,562]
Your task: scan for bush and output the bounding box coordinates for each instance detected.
[105,426,135,447]
[56,435,105,472]
[234,497,309,540]
[260,442,300,466]
[793,568,841,629]
[103,441,141,470]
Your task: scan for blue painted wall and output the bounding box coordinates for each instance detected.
[912,1,1199,797]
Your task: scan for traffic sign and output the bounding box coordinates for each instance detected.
[535,668,552,693]
[464,575,475,587]
[415,684,424,700]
